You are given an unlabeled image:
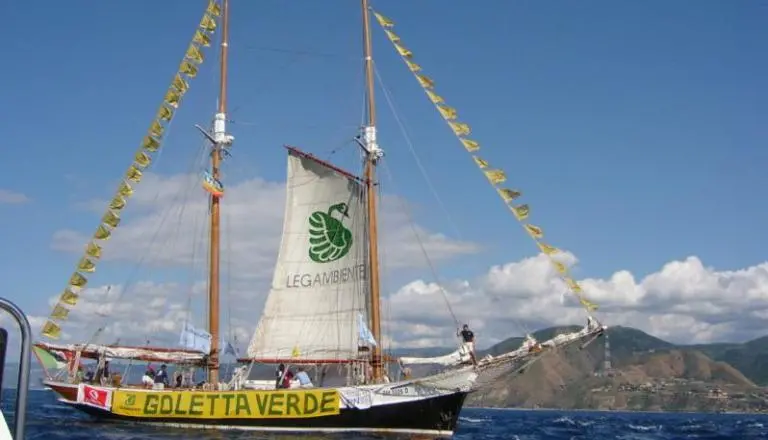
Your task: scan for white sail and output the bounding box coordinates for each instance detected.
[246,149,369,362]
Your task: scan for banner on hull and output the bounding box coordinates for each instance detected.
[111,389,340,419]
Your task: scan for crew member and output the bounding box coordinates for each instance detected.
[458,324,477,365]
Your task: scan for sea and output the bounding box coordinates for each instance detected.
[3,390,768,439]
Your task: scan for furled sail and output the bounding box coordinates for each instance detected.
[400,343,473,366]
[246,148,369,362]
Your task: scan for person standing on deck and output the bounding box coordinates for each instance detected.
[295,366,313,388]
[153,364,169,389]
[458,324,477,365]
[141,364,155,388]
[281,368,295,389]
[275,363,285,389]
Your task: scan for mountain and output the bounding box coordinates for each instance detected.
[467,326,768,412]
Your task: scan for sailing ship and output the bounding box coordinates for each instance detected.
[31,0,607,436]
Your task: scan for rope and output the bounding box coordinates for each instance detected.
[372,65,532,337]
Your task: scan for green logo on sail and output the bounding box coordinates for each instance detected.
[308,202,353,263]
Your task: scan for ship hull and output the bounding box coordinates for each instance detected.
[45,380,468,437]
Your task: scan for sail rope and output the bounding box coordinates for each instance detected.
[38,0,224,343]
[85,139,212,349]
[379,160,459,328]
[372,64,534,339]
[371,9,600,321]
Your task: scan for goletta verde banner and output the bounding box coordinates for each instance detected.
[111,389,340,419]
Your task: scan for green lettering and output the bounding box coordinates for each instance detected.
[268,393,285,416]
[254,393,269,415]
[206,394,219,416]
[173,394,187,415]
[285,393,300,416]
[319,391,336,414]
[222,394,235,415]
[159,395,174,415]
[189,394,204,416]
[303,393,318,414]
[143,394,159,415]
[235,394,251,416]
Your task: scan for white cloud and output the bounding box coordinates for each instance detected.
[51,172,481,282]
[27,251,768,361]
[0,189,30,204]
[385,254,768,349]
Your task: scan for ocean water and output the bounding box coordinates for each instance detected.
[3,390,768,439]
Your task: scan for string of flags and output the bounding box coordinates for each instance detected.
[372,10,598,314]
[40,1,223,340]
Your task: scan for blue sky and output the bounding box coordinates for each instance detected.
[0,0,766,343]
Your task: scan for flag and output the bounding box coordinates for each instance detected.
[179,321,212,355]
[357,313,377,346]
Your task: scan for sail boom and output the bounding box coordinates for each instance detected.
[35,342,207,365]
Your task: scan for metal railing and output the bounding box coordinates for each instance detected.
[0,298,31,439]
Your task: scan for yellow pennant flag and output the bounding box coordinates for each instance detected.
[426,90,444,104]
[51,304,70,320]
[77,258,96,273]
[524,224,543,239]
[172,74,190,94]
[537,242,558,255]
[565,277,583,292]
[69,272,87,287]
[180,61,199,78]
[126,166,143,183]
[497,188,521,201]
[118,181,133,197]
[580,297,598,311]
[438,105,457,120]
[109,195,125,211]
[149,121,164,139]
[553,260,567,274]
[193,30,211,47]
[473,156,489,169]
[94,224,112,240]
[207,0,222,16]
[61,289,79,306]
[460,138,479,152]
[416,74,435,89]
[512,204,529,220]
[484,169,506,184]
[135,151,152,168]
[186,44,205,64]
[164,89,181,109]
[200,15,217,33]
[394,43,412,58]
[85,242,102,258]
[142,135,161,151]
[384,30,400,42]
[374,12,395,28]
[405,59,421,72]
[42,321,61,339]
[102,210,120,228]
[157,105,174,121]
[449,121,471,136]
[291,346,301,357]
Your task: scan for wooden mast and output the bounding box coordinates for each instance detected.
[361,0,384,381]
[207,0,230,385]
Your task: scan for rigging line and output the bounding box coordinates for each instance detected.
[87,137,210,346]
[373,65,532,339]
[372,66,462,241]
[378,159,459,327]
